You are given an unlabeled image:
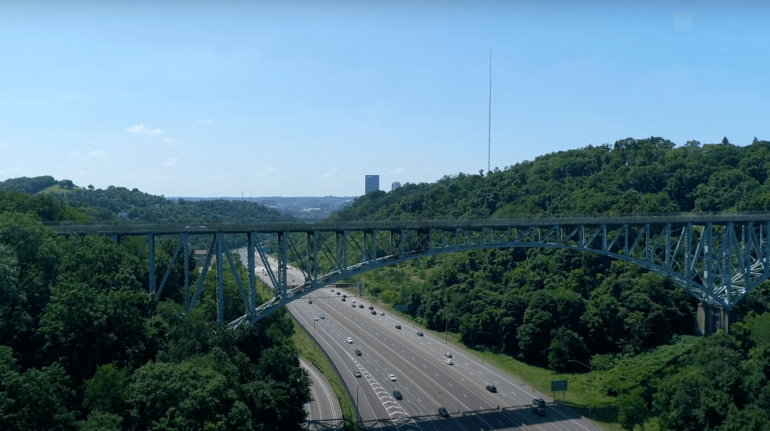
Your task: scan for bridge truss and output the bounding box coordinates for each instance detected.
[53,214,770,328]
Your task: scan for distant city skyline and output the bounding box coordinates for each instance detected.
[1,1,768,197]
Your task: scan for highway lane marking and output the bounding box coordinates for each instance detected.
[287,304,384,430]
[301,303,431,431]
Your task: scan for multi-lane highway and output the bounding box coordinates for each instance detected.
[299,356,343,431]
[245,252,600,431]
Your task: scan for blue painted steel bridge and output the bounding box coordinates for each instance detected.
[53,214,770,330]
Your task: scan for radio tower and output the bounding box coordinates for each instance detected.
[488,49,492,174]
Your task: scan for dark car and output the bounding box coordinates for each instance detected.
[368,306,374,310]
[351,303,356,307]
[354,371,361,378]
[337,292,340,295]
[485,385,497,393]
[308,299,312,304]
[371,310,376,315]
[355,349,361,356]
[395,325,401,329]
[393,390,402,400]
[416,332,423,336]
[343,294,347,298]
[438,407,449,417]
[533,398,546,408]
[532,407,546,416]
[359,304,364,308]
[342,298,346,301]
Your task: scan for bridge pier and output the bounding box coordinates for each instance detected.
[695,303,734,336]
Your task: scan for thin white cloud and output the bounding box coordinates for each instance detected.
[162,138,173,143]
[0,143,9,149]
[126,124,163,134]
[70,150,80,156]
[256,167,275,177]
[162,158,178,167]
[89,150,107,156]
[388,168,404,174]
[201,119,214,123]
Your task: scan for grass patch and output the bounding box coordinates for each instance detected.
[291,316,361,431]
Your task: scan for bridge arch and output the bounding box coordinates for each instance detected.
[50,215,770,329]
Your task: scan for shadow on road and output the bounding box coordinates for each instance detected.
[342,404,589,430]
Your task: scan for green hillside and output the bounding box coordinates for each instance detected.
[330,136,770,431]
[0,191,309,430]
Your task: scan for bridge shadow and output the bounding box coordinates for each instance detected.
[352,404,587,430]
[303,418,344,430]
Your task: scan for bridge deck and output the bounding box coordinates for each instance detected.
[49,213,770,235]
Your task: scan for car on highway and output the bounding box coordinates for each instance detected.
[354,371,361,378]
[395,325,401,329]
[320,314,325,319]
[359,304,364,308]
[355,349,361,356]
[314,316,318,321]
[438,407,449,417]
[343,294,347,298]
[444,358,453,365]
[308,299,312,304]
[388,374,397,381]
[393,390,402,400]
[330,289,334,292]
[416,331,423,336]
[352,299,356,303]
[379,311,385,316]
[346,337,353,344]
[351,303,356,307]
[370,310,376,315]
[444,352,452,358]
[368,306,374,310]
[342,298,346,301]
[533,398,546,407]
[532,407,546,416]
[485,385,497,393]
[336,292,340,295]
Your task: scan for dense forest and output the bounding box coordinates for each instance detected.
[0,175,294,226]
[0,190,310,430]
[329,137,770,430]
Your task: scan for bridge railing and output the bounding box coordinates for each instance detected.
[46,211,770,235]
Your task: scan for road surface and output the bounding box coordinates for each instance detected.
[244,251,602,431]
[299,356,343,431]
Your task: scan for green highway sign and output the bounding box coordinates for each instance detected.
[551,380,568,392]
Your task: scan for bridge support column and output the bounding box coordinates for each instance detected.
[696,303,734,336]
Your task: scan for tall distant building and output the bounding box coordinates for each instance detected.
[365,175,379,194]
[391,182,401,191]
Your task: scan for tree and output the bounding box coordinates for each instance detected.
[617,390,648,431]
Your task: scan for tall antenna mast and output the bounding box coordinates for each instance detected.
[488,48,492,174]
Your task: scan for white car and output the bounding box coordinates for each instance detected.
[346,337,353,344]
[314,316,318,321]
[444,358,454,365]
[352,299,356,303]
[379,311,385,316]
[388,373,397,381]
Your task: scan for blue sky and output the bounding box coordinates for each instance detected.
[0,0,768,197]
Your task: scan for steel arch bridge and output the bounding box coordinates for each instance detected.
[53,214,770,329]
